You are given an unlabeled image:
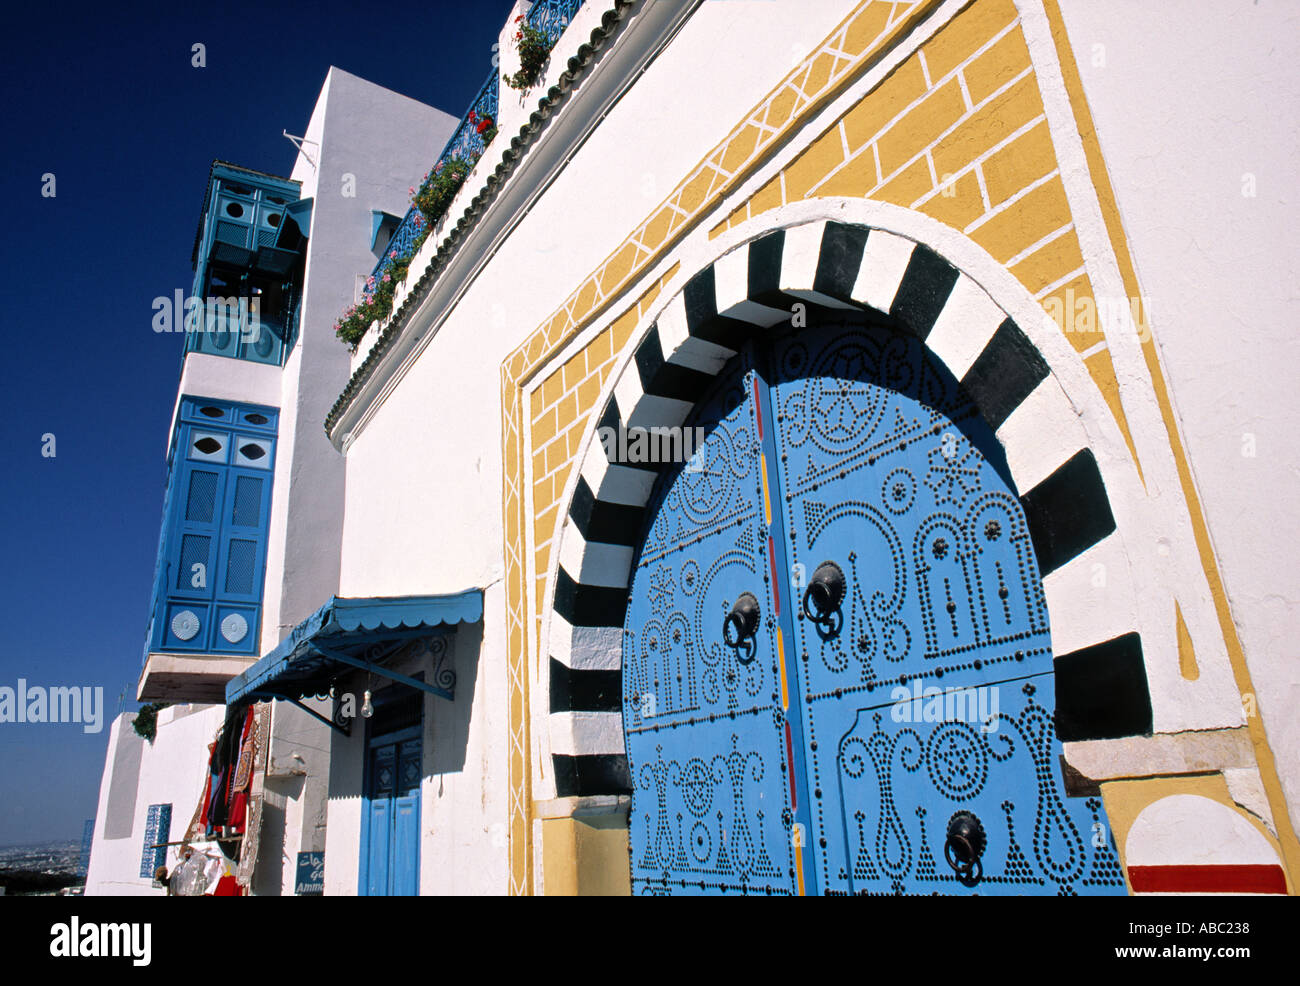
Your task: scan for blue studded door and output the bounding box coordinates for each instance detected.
[622,319,1126,896]
[623,349,796,895]
[767,324,1124,895]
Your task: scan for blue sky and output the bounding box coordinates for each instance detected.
[0,0,514,846]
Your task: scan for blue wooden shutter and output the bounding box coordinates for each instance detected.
[149,399,277,655]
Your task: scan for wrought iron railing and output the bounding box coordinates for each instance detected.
[368,71,499,287]
[528,0,584,42]
[439,70,501,169]
[366,1,584,292]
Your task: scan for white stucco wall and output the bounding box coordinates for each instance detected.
[262,68,458,655]
[337,1,859,597]
[1057,0,1300,819]
[85,705,226,896]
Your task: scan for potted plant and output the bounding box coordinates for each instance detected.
[504,15,553,91]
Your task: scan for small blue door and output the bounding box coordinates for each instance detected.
[361,728,421,896]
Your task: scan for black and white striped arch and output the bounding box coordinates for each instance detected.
[545,220,1153,798]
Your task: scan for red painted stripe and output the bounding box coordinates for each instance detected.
[1127,864,1287,894]
[752,378,764,440]
[768,536,780,614]
[784,721,797,809]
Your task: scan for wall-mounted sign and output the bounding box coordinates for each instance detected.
[295,851,324,895]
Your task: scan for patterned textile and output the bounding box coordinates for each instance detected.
[235,703,272,887]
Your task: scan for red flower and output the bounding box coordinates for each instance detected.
[476,114,493,134]
[515,14,523,22]
[468,110,477,123]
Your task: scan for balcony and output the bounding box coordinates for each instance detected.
[364,0,584,297]
[188,162,311,367]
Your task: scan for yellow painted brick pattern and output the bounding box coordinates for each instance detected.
[962,17,1033,104]
[982,120,1055,206]
[923,0,1018,80]
[1041,272,1103,352]
[967,176,1072,264]
[1011,229,1083,296]
[841,59,929,153]
[522,1,1137,678]
[929,73,1043,182]
[918,169,984,229]
[876,80,965,177]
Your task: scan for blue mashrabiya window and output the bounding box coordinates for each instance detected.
[147,398,278,656]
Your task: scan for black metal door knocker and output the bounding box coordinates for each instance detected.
[944,810,986,887]
[723,592,761,664]
[801,560,845,640]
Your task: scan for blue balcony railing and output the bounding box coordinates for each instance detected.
[367,1,584,292]
[528,0,583,43]
[368,71,499,288]
[440,71,501,171]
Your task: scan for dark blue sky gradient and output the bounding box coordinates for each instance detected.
[0,0,513,845]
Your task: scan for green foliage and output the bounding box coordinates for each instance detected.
[334,156,479,350]
[504,22,553,92]
[132,702,171,744]
[413,157,473,226]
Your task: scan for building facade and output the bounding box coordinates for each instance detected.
[91,0,1298,896]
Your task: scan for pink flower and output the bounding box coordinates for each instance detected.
[382,273,391,283]
[389,250,397,260]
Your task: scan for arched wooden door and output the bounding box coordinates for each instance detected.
[623,319,1126,896]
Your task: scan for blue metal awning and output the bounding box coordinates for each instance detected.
[225,591,482,713]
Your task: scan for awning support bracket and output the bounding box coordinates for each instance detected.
[256,692,351,736]
[315,643,454,702]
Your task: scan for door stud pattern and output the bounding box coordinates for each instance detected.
[624,355,795,895]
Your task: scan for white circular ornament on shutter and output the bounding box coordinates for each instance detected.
[221,613,249,643]
[171,610,200,641]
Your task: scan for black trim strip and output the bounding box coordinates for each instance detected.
[890,244,959,339]
[553,753,632,797]
[568,477,647,545]
[634,324,716,403]
[683,266,752,351]
[961,318,1050,431]
[746,230,803,314]
[1019,449,1117,576]
[812,222,871,302]
[554,567,628,628]
[1054,633,1152,741]
[550,658,622,713]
